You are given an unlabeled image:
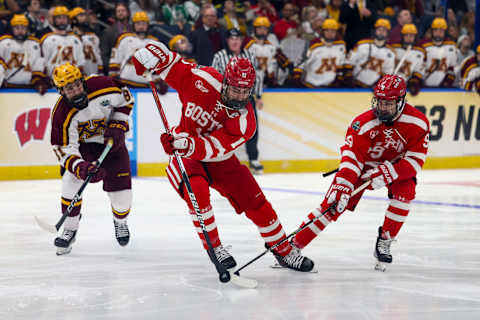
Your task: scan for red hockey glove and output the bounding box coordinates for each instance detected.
[104,120,128,151]
[74,161,105,183]
[407,76,421,96]
[132,42,171,76]
[160,133,194,157]
[321,182,352,216]
[361,161,398,190]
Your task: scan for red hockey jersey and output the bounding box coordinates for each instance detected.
[151,40,257,162]
[338,103,430,186]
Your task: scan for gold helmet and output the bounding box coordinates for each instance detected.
[431,17,447,30]
[132,11,149,23]
[169,34,187,50]
[401,23,418,35]
[477,44,480,54]
[375,18,391,30]
[253,16,271,28]
[53,63,83,88]
[69,7,86,20]
[322,18,339,30]
[53,6,69,17]
[10,14,29,26]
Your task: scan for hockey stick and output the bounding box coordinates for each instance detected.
[322,168,339,177]
[234,180,371,275]
[35,138,113,234]
[146,73,257,289]
[393,45,412,75]
[5,48,29,82]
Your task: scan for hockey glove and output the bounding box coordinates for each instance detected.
[322,182,352,216]
[440,73,455,88]
[475,78,480,95]
[34,79,48,95]
[104,120,128,151]
[132,42,172,76]
[361,161,397,190]
[74,161,105,183]
[407,76,421,96]
[160,133,194,157]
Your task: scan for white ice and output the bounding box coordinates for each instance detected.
[1,169,480,320]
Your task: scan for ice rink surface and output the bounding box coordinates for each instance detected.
[1,169,480,320]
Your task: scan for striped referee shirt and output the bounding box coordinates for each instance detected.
[211,48,264,98]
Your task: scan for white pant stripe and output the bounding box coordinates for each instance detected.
[169,162,182,183]
[258,219,280,233]
[309,222,322,235]
[385,210,407,222]
[195,222,218,233]
[166,167,179,190]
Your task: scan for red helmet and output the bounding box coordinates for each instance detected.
[222,57,256,110]
[373,74,407,123]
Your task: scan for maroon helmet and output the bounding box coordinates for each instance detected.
[373,74,407,123]
[221,57,256,110]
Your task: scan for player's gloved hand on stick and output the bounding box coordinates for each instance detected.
[132,42,171,76]
[104,120,128,151]
[74,161,105,183]
[34,79,48,95]
[407,76,421,96]
[160,133,193,157]
[322,181,352,216]
[361,161,396,189]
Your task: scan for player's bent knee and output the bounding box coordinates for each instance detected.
[245,200,278,226]
[61,170,84,198]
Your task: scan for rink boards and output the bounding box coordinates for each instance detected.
[1,88,479,180]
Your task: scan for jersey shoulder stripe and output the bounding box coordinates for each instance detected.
[27,36,40,42]
[0,34,12,42]
[114,32,136,48]
[40,32,55,44]
[85,76,122,100]
[191,67,222,92]
[50,97,78,147]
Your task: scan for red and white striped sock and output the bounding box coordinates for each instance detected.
[292,207,331,249]
[189,205,221,249]
[382,199,411,239]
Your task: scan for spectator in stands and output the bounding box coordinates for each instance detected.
[184,0,201,24]
[273,2,299,41]
[245,0,277,25]
[0,0,21,21]
[25,0,48,38]
[101,2,132,75]
[327,0,343,22]
[300,6,318,39]
[340,0,377,51]
[459,11,475,41]
[189,5,226,66]
[456,34,474,65]
[280,24,308,69]
[395,0,424,18]
[219,0,247,35]
[161,0,187,26]
[129,0,160,22]
[388,9,412,43]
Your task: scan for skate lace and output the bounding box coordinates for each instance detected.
[114,221,129,238]
[61,229,75,240]
[214,245,232,263]
[283,250,304,269]
[377,238,394,255]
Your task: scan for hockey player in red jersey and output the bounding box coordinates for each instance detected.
[50,63,133,255]
[291,74,430,271]
[132,40,314,272]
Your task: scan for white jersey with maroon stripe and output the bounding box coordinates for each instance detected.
[79,32,102,76]
[347,39,395,86]
[41,32,85,76]
[422,41,457,87]
[299,39,346,87]
[245,38,278,85]
[337,104,430,188]
[109,33,159,86]
[391,44,426,82]
[0,35,44,85]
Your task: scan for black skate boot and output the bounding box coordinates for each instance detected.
[213,244,237,269]
[273,243,315,272]
[114,218,130,246]
[249,160,264,175]
[374,226,394,271]
[54,229,77,256]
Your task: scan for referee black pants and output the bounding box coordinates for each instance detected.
[246,98,259,161]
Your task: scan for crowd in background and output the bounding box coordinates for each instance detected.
[0,0,479,96]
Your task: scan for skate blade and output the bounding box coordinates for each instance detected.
[374,261,387,272]
[270,262,318,273]
[56,246,72,256]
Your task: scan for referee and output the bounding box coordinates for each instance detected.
[211,28,265,175]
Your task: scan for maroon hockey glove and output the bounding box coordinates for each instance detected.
[160,133,193,156]
[74,161,105,183]
[361,161,398,190]
[322,181,352,216]
[34,79,48,95]
[407,77,421,96]
[104,120,128,151]
[475,78,480,95]
[154,78,169,95]
[440,74,455,88]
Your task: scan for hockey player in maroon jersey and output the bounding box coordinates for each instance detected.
[291,74,430,271]
[132,40,315,272]
[50,63,134,255]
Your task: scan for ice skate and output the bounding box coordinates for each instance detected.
[272,242,315,272]
[214,244,237,269]
[374,226,394,272]
[114,218,130,246]
[54,228,77,256]
[249,160,264,175]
